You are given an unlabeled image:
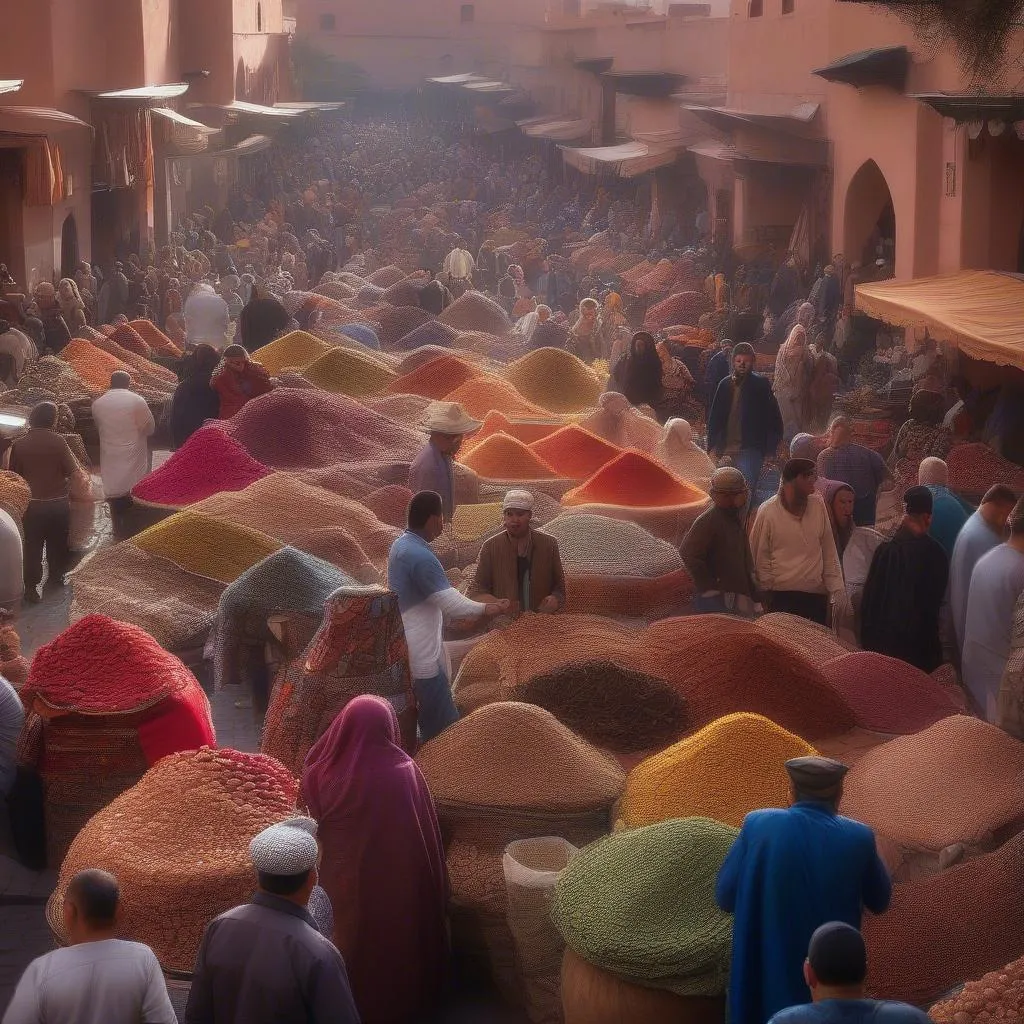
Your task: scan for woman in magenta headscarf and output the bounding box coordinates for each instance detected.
[301,695,449,1023]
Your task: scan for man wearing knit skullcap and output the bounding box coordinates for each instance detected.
[706,341,784,502]
[749,458,848,625]
[860,485,949,673]
[185,820,360,1023]
[962,495,1024,723]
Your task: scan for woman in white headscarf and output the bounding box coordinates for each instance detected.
[773,323,813,443]
[656,418,716,492]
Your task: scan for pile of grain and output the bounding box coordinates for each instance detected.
[511,660,687,754]
[222,388,422,469]
[841,715,1024,864]
[301,347,397,397]
[132,427,271,507]
[367,265,406,287]
[251,331,332,376]
[643,292,711,333]
[822,652,963,734]
[504,349,603,413]
[380,279,423,307]
[336,323,380,350]
[529,425,622,481]
[362,484,412,529]
[619,713,816,829]
[755,612,855,664]
[16,355,93,402]
[563,451,706,508]
[947,443,1024,498]
[551,817,737,996]
[443,377,548,419]
[387,354,486,400]
[580,398,663,453]
[48,747,298,973]
[108,321,152,357]
[0,470,31,518]
[59,339,136,393]
[417,702,625,813]
[459,433,560,481]
[863,830,1024,1006]
[375,305,433,347]
[930,954,1024,1024]
[92,335,178,389]
[460,412,563,457]
[128,319,182,357]
[542,513,682,577]
[133,510,281,584]
[393,321,459,351]
[362,392,434,427]
[438,292,512,335]
[451,501,504,542]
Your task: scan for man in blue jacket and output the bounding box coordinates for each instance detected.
[707,342,784,500]
[716,756,892,1024]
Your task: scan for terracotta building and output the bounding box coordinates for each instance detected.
[0,0,292,287]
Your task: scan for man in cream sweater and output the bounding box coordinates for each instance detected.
[750,458,848,625]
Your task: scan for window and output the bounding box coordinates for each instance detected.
[319,12,336,29]
[748,0,763,15]
[460,3,475,22]
[257,1,262,30]
[781,0,795,13]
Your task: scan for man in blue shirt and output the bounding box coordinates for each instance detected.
[716,756,892,1024]
[769,922,930,1023]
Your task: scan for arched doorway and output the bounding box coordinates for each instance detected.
[235,59,247,102]
[60,213,79,279]
[844,159,896,270]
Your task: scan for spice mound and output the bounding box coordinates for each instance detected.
[504,348,603,413]
[251,330,332,376]
[562,450,706,508]
[388,354,485,400]
[529,425,622,481]
[301,346,397,397]
[443,377,548,419]
[459,432,561,481]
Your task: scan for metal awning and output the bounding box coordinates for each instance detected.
[0,81,23,96]
[689,137,827,168]
[911,92,1024,123]
[150,107,218,132]
[812,46,909,91]
[602,70,687,98]
[224,134,273,156]
[93,83,190,101]
[521,118,592,142]
[561,140,679,178]
[575,57,614,75]
[685,102,820,134]
[0,106,92,136]
[273,101,345,112]
[463,80,515,94]
[427,73,484,85]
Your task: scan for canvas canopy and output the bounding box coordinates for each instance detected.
[560,140,678,178]
[855,271,1024,369]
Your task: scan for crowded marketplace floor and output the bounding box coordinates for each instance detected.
[0,110,1023,1024]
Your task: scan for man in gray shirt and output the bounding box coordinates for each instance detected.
[3,869,175,1024]
[185,820,360,1024]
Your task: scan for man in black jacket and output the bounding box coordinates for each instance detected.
[707,342,784,503]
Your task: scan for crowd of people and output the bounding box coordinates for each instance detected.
[0,110,1022,1024]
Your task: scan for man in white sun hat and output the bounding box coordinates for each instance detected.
[408,400,481,521]
[471,488,565,618]
[185,819,359,1024]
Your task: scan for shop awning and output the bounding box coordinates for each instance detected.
[151,107,218,132]
[226,100,304,118]
[522,118,592,142]
[684,102,820,134]
[94,83,189,101]
[575,57,614,75]
[227,134,273,156]
[463,80,514,94]
[813,46,909,91]
[273,101,345,112]
[689,137,827,167]
[427,73,483,85]
[855,271,1024,369]
[0,106,92,136]
[602,70,687,98]
[0,81,23,96]
[910,92,1024,123]
[561,140,679,178]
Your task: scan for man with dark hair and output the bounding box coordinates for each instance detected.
[768,922,929,1022]
[186,821,359,1024]
[707,342,784,500]
[4,868,175,1024]
[716,757,892,1024]
[388,490,509,741]
[750,458,847,625]
[9,401,80,602]
[860,486,949,672]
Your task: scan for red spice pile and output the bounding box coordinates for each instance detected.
[108,322,152,358]
[459,433,560,480]
[563,451,705,508]
[132,426,272,506]
[643,291,711,333]
[821,652,962,734]
[388,355,485,400]
[529,425,622,481]
[443,377,547,419]
[25,614,193,713]
[463,411,562,452]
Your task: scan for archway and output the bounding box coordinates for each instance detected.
[60,213,79,279]
[843,159,896,271]
[235,59,247,102]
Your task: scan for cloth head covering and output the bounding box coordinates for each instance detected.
[807,922,867,986]
[789,433,818,460]
[250,821,319,875]
[420,401,481,435]
[710,466,747,495]
[782,457,817,483]
[238,296,291,353]
[918,456,948,486]
[904,485,934,515]
[502,489,534,512]
[785,755,848,794]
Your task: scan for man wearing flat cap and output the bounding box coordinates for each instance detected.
[470,489,566,619]
[408,401,481,522]
[716,756,891,1024]
[681,466,759,615]
[750,457,849,625]
[185,819,360,1024]
[860,485,949,672]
